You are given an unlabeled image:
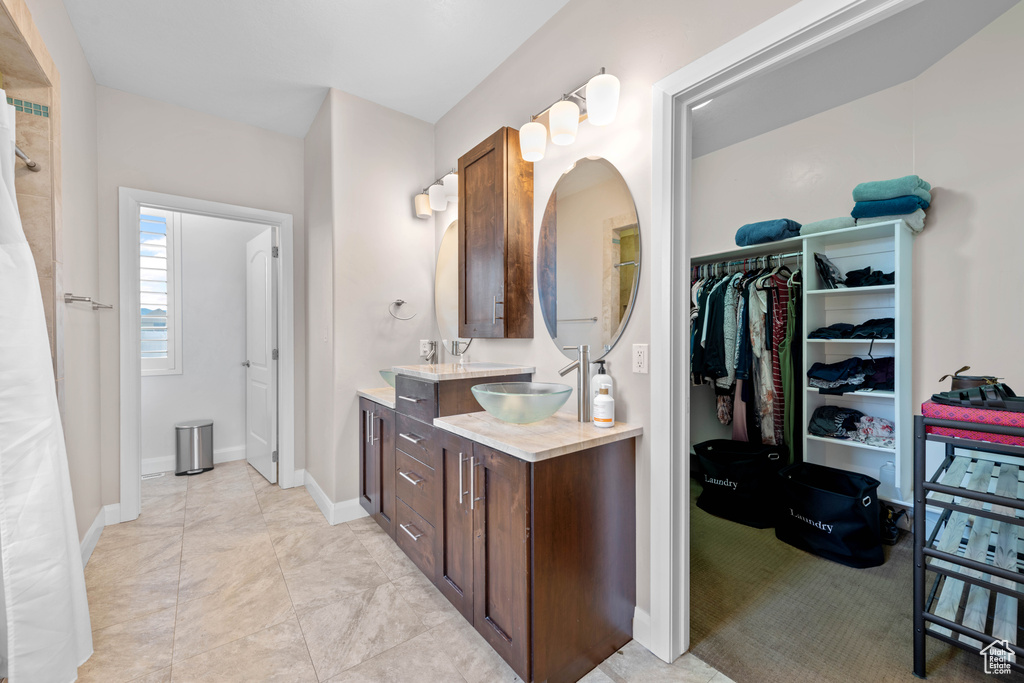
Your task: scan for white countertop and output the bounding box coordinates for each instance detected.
[357,387,395,409]
[433,409,642,463]
[392,362,535,381]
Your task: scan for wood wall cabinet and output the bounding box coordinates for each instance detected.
[458,126,534,339]
[358,397,395,538]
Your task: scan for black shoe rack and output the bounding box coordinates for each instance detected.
[913,414,1024,677]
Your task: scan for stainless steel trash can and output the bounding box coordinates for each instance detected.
[175,419,214,476]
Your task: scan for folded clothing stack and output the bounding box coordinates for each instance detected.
[735,218,801,247]
[800,216,856,236]
[850,175,931,233]
[809,318,894,340]
[807,356,895,394]
[844,267,895,288]
[809,406,896,449]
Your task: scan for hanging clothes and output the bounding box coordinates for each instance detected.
[0,92,93,681]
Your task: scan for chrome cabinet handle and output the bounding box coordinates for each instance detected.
[492,296,504,325]
[399,470,424,486]
[399,433,424,445]
[458,452,465,505]
[470,456,476,510]
[365,411,370,444]
[400,523,423,541]
[399,395,424,404]
[370,411,377,445]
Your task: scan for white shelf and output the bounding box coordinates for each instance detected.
[806,284,895,296]
[806,387,894,399]
[806,338,894,344]
[806,434,895,454]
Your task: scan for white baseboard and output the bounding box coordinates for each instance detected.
[81,508,105,566]
[82,503,124,565]
[142,445,247,475]
[632,607,652,650]
[104,503,121,526]
[304,470,368,526]
[287,468,305,490]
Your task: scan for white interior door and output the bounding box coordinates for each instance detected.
[245,228,277,483]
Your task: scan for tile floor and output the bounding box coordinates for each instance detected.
[80,460,731,683]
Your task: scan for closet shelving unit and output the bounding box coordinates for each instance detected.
[913,415,1024,677]
[690,219,915,505]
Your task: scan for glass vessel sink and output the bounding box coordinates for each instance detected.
[471,382,572,424]
[379,370,396,387]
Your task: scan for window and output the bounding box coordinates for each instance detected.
[140,208,182,375]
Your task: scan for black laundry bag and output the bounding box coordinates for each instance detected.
[775,462,883,568]
[694,440,788,528]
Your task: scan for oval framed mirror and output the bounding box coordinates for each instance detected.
[538,157,640,359]
[435,220,460,343]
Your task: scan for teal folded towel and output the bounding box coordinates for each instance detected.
[800,216,856,235]
[735,219,801,247]
[851,195,929,219]
[856,208,926,233]
[853,175,931,203]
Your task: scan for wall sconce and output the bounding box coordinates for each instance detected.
[414,168,458,220]
[518,68,620,162]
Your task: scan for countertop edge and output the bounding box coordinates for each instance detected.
[392,364,537,381]
[432,414,642,463]
[357,387,396,410]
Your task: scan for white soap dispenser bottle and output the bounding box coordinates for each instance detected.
[592,360,613,401]
[593,387,615,428]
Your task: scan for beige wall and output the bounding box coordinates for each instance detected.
[303,93,336,499]
[691,2,1024,411]
[96,86,306,505]
[328,88,435,502]
[24,0,102,540]
[433,0,800,615]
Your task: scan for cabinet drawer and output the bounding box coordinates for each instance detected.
[396,448,437,527]
[395,498,436,579]
[395,375,438,422]
[395,413,437,469]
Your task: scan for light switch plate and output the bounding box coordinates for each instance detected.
[632,344,649,374]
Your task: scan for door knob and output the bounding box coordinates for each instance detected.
[242,360,251,367]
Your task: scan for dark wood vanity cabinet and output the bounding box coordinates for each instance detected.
[358,397,395,538]
[458,126,534,339]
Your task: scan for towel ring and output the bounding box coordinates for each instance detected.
[388,299,416,321]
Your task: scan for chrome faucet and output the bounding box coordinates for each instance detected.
[558,344,591,423]
[424,340,438,364]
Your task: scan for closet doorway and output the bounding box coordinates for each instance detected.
[648,0,1019,669]
[117,188,298,523]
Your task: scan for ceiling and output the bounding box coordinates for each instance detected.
[692,0,1019,157]
[62,0,571,137]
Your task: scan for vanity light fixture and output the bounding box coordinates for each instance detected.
[414,168,458,220]
[415,192,432,219]
[518,68,620,162]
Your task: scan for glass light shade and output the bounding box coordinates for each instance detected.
[414,193,432,219]
[519,121,547,162]
[443,172,459,201]
[586,73,620,126]
[549,100,580,146]
[428,184,448,212]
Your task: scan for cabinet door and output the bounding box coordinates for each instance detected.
[358,398,378,517]
[459,128,506,339]
[375,407,396,538]
[437,431,475,621]
[471,444,530,680]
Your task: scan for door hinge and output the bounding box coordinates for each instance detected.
[272,246,279,258]
[272,348,279,360]
[272,450,278,463]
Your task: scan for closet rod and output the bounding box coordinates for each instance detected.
[700,250,802,267]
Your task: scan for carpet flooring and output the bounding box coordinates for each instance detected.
[687,480,1020,682]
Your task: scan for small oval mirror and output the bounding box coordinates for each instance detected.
[538,157,640,359]
[435,220,460,343]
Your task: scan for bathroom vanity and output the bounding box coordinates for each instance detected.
[357,364,640,683]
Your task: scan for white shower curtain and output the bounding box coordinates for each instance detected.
[0,92,92,681]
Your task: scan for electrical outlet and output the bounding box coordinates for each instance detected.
[419,339,431,357]
[632,343,649,374]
